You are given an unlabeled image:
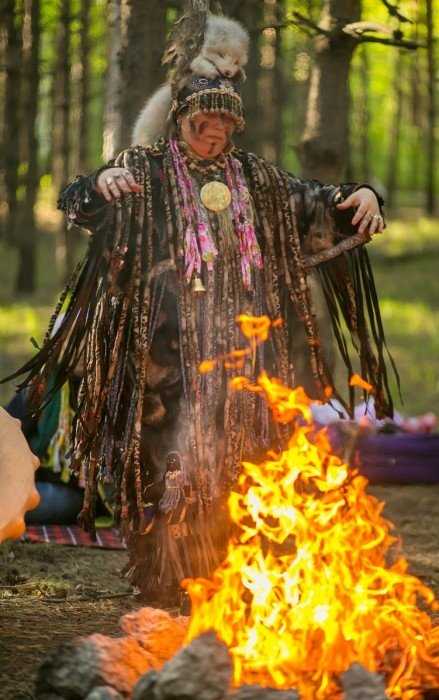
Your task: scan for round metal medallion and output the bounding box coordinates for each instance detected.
[200,181,232,212]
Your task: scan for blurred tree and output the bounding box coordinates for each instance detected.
[119,0,167,150]
[103,0,122,160]
[222,0,264,154]
[358,45,371,182]
[52,0,74,276]
[386,49,405,209]
[103,0,167,156]
[409,10,422,194]
[14,0,41,294]
[2,0,23,243]
[295,0,419,182]
[79,0,91,172]
[296,0,361,182]
[425,0,436,214]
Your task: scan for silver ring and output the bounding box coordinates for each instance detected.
[106,176,114,185]
[373,214,381,220]
[115,173,125,179]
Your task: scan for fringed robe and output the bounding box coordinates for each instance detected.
[10,140,396,600]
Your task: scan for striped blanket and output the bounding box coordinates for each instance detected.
[22,524,126,549]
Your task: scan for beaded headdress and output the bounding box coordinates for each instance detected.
[173,76,245,132]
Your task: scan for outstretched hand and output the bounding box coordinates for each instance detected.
[337,187,385,236]
[96,167,142,202]
[0,408,40,542]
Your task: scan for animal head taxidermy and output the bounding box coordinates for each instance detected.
[190,15,249,81]
[131,14,249,147]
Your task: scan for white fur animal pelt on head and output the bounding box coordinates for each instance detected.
[131,14,249,147]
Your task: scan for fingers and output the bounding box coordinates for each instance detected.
[123,171,142,192]
[365,214,385,236]
[336,193,356,210]
[368,217,380,236]
[352,202,368,227]
[97,169,142,202]
[98,177,112,202]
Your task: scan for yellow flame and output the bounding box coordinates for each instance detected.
[184,319,439,700]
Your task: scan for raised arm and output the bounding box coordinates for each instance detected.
[58,165,142,232]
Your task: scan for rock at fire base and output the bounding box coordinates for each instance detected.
[35,640,107,699]
[228,685,299,700]
[120,607,188,666]
[341,664,389,700]
[35,607,189,699]
[85,687,124,700]
[153,630,233,700]
[132,670,160,700]
[35,635,157,698]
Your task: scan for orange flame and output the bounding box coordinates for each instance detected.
[185,317,439,699]
[350,373,374,393]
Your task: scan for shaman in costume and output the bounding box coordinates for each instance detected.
[11,19,395,602]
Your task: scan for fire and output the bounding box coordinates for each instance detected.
[185,318,439,699]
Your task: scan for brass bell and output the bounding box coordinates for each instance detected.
[192,276,206,293]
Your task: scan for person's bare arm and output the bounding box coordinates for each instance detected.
[0,408,40,542]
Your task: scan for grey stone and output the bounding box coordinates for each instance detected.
[86,687,124,700]
[228,685,299,700]
[132,670,160,700]
[155,631,232,700]
[35,640,105,699]
[341,663,389,700]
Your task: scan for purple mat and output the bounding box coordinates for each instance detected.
[356,433,439,484]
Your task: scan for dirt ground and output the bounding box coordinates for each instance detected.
[1,483,439,700]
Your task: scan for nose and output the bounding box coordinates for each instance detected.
[210,115,226,128]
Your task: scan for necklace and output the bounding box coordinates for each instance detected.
[178,140,233,176]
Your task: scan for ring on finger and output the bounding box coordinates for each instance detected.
[106,176,114,185]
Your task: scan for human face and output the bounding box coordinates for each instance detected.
[180,112,236,159]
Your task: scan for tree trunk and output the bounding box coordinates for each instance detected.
[79,0,91,172]
[386,50,405,211]
[222,0,264,154]
[118,0,167,151]
[358,45,370,182]
[273,0,285,165]
[409,13,422,194]
[296,0,361,182]
[425,0,436,215]
[259,0,279,162]
[103,0,123,160]
[15,0,41,295]
[3,0,23,243]
[52,0,74,278]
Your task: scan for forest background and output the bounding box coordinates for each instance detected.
[0,0,438,416]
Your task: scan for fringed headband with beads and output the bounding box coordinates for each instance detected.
[172,77,245,132]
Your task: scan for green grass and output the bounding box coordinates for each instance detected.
[1,218,438,416]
